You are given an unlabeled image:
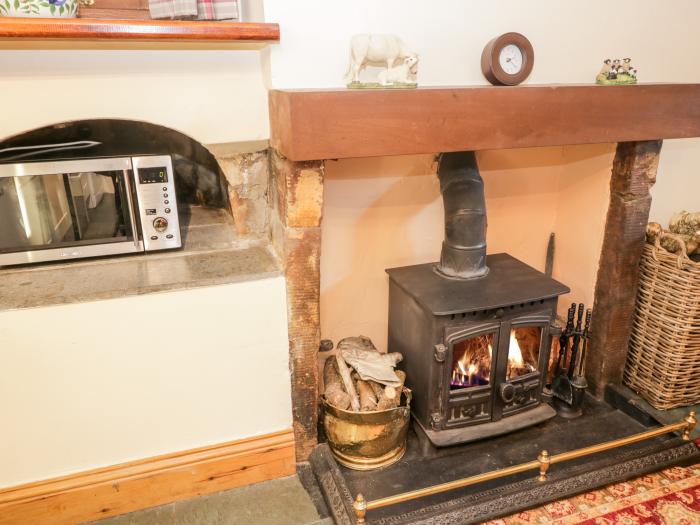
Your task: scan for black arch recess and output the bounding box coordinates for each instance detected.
[0,119,229,209]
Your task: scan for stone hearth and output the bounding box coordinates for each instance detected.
[310,393,699,524]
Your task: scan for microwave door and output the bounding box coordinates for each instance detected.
[0,166,143,266]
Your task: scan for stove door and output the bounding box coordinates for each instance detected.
[443,322,500,429]
[494,313,552,420]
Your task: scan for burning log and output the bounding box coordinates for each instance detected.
[451,335,492,388]
[336,353,361,411]
[323,356,351,410]
[513,327,540,367]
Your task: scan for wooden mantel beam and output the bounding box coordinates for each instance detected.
[269,84,700,161]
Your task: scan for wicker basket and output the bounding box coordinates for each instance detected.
[624,233,700,409]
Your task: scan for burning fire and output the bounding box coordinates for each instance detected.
[507,330,536,379]
[508,332,525,367]
[451,329,538,389]
[451,341,492,388]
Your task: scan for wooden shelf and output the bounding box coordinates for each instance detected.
[0,17,279,43]
[269,84,700,161]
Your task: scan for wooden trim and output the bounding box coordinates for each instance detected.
[0,429,295,525]
[269,84,700,161]
[0,17,279,43]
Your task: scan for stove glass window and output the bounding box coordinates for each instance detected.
[450,332,493,390]
[507,326,542,380]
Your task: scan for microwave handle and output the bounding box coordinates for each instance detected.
[122,170,141,249]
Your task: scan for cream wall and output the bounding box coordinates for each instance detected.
[264,0,700,88]
[0,278,292,488]
[0,49,269,144]
[321,146,616,349]
[650,140,700,225]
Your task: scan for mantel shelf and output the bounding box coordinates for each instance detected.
[269,83,700,161]
[0,17,279,46]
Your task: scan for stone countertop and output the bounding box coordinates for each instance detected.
[0,206,281,311]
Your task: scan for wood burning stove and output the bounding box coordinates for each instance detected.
[386,151,569,447]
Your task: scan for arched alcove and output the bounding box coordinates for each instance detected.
[0,119,229,210]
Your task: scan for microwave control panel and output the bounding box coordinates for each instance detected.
[131,156,182,252]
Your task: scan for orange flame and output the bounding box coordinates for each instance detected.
[508,331,525,368]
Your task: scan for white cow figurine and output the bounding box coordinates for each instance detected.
[378,56,418,86]
[346,34,418,85]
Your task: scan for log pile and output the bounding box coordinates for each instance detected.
[322,336,405,412]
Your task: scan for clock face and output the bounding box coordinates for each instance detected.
[481,33,534,86]
[499,44,523,75]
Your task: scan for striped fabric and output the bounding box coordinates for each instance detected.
[149,0,239,20]
[197,0,239,20]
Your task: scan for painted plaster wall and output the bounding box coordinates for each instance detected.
[0,49,268,145]
[0,278,291,488]
[321,146,616,349]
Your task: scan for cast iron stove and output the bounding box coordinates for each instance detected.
[386,151,569,446]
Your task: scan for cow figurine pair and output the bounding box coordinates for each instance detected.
[596,58,638,85]
[345,34,419,88]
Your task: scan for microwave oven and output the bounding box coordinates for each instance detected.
[0,155,181,267]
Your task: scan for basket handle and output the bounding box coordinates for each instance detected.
[653,231,690,269]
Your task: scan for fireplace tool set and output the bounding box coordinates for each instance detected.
[550,303,592,418]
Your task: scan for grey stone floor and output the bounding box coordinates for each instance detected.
[86,475,332,525]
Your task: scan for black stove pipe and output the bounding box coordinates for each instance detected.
[436,151,489,279]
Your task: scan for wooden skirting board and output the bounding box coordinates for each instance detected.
[0,429,295,525]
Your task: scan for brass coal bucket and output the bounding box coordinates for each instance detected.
[322,388,411,470]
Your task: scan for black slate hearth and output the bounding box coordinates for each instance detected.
[310,394,699,525]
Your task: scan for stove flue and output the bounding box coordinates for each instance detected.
[436,151,489,279]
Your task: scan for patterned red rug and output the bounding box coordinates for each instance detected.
[485,463,700,524]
